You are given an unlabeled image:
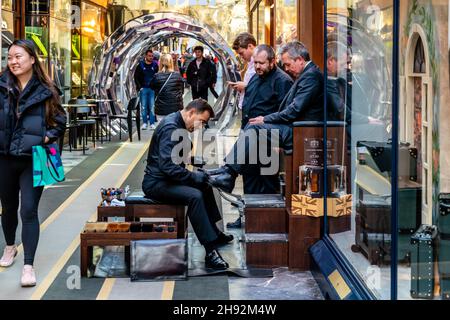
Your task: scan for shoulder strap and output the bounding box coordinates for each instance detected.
[155,72,173,103]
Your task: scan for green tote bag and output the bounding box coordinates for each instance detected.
[32,143,65,187]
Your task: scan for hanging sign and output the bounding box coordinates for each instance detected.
[26,0,50,14]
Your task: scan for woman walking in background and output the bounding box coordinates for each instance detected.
[150,53,185,118]
[0,40,66,287]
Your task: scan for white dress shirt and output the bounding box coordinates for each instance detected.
[238,57,256,109]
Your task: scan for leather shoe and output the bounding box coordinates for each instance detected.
[226,217,242,229]
[214,232,234,246]
[204,167,228,176]
[205,249,229,270]
[208,173,236,193]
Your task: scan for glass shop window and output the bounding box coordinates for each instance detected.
[81,2,105,95]
[275,0,297,52]
[1,8,14,69]
[397,0,448,299]
[257,1,265,44]
[25,15,50,71]
[50,17,71,94]
[322,0,395,299]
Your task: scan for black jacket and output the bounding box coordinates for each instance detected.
[134,60,159,91]
[242,67,293,128]
[143,111,205,189]
[150,72,184,115]
[186,58,213,91]
[0,73,67,156]
[264,62,324,124]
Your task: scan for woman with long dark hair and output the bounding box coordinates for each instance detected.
[0,40,66,287]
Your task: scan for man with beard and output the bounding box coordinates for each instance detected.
[206,41,324,194]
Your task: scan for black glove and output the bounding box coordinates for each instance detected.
[192,171,208,187]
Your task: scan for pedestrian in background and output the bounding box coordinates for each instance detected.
[186,46,214,101]
[134,49,159,130]
[150,53,185,117]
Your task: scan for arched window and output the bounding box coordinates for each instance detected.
[413,37,426,74]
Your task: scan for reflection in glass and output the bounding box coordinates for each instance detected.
[275,0,297,51]
[50,0,71,20]
[81,2,105,95]
[252,9,258,36]
[258,2,265,44]
[50,17,71,94]
[326,1,394,300]
[1,0,13,11]
[25,16,50,60]
[1,9,14,69]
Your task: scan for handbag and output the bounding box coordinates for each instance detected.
[32,143,65,187]
[130,239,187,281]
[154,72,173,103]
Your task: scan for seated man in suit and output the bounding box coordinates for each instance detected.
[227,44,294,228]
[142,99,233,270]
[207,41,324,193]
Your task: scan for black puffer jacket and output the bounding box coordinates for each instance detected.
[186,58,213,91]
[0,73,67,156]
[150,72,184,115]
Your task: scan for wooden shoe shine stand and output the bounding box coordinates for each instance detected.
[244,122,350,271]
[80,192,186,277]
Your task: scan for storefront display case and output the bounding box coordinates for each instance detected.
[313,0,450,300]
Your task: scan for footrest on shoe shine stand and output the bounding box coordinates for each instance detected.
[243,194,287,234]
[244,233,289,268]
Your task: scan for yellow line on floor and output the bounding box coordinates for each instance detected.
[29,211,96,300]
[161,281,175,300]
[96,279,116,300]
[28,137,151,299]
[0,140,133,274]
[39,142,130,231]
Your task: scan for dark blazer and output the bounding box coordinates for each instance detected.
[264,62,324,124]
[143,111,204,188]
[0,73,66,156]
[242,67,293,128]
[186,58,213,91]
[150,72,184,115]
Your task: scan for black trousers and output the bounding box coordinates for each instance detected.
[0,155,44,265]
[226,122,293,176]
[143,178,221,245]
[209,85,219,99]
[192,87,209,101]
